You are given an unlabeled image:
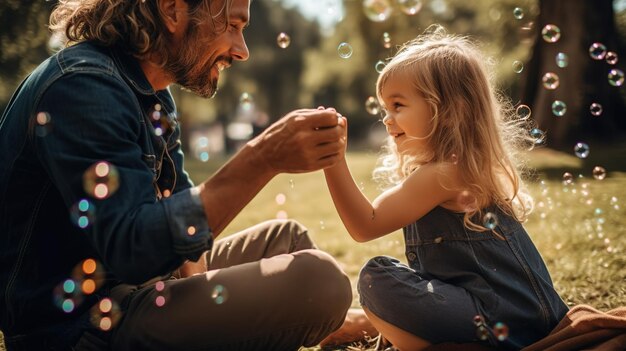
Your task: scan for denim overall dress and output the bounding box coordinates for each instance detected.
[357,205,568,349]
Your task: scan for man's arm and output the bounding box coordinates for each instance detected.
[198,108,345,237]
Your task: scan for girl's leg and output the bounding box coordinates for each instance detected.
[358,256,482,347]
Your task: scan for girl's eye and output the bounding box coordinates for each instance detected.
[393,102,404,110]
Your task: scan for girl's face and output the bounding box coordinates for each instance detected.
[380,74,433,155]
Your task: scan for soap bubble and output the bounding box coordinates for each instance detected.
[363,0,393,22]
[483,212,498,230]
[542,72,560,90]
[574,142,590,159]
[83,161,120,200]
[605,51,618,65]
[608,69,624,87]
[276,32,290,49]
[551,100,567,116]
[541,25,561,43]
[589,103,603,116]
[365,96,381,115]
[555,52,569,68]
[337,42,353,59]
[589,42,607,60]
[592,166,606,180]
[397,0,422,15]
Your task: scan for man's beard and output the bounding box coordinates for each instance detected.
[162,29,224,99]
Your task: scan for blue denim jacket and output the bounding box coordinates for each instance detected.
[0,42,213,348]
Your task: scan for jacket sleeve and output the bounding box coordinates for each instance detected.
[33,70,212,284]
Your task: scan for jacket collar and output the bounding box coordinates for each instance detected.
[110,45,156,96]
[109,45,176,115]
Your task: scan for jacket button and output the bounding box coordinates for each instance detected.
[434,237,443,244]
[407,252,417,261]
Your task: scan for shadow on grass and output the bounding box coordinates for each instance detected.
[526,142,626,182]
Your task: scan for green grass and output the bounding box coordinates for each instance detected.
[2,147,624,351]
[188,147,626,313]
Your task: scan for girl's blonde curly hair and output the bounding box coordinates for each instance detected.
[373,25,536,232]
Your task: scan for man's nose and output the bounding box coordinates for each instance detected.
[232,33,249,61]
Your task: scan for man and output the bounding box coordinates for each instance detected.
[0,0,352,349]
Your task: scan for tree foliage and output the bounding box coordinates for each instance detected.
[1,0,625,148]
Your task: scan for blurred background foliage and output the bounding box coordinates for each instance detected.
[1,0,626,153]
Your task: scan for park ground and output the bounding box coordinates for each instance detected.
[1,145,624,351]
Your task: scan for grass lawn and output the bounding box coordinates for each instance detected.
[1,146,624,351]
[186,147,626,312]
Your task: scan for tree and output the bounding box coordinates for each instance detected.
[0,0,54,112]
[520,0,626,149]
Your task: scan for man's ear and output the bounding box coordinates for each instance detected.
[158,0,188,34]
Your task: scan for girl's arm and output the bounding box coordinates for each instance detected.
[324,158,459,242]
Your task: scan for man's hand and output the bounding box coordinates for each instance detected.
[247,108,347,173]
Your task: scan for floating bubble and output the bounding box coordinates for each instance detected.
[592,166,606,180]
[155,281,165,292]
[516,104,531,120]
[53,278,83,313]
[512,60,524,73]
[542,72,560,90]
[551,100,567,117]
[35,111,53,137]
[320,220,326,230]
[476,325,489,340]
[275,193,286,205]
[90,298,121,331]
[382,32,392,49]
[375,60,386,73]
[72,258,105,295]
[605,51,618,65]
[276,210,288,219]
[365,96,381,115]
[397,0,422,15]
[239,92,254,110]
[541,24,561,43]
[155,295,166,307]
[589,42,607,60]
[555,52,569,68]
[289,179,295,189]
[187,226,196,236]
[530,128,545,144]
[608,68,624,87]
[513,7,524,19]
[83,161,120,200]
[493,322,509,341]
[337,42,353,59]
[193,136,210,162]
[590,103,603,116]
[363,0,393,22]
[483,212,498,230]
[276,32,290,49]
[562,172,574,185]
[70,199,96,229]
[574,142,590,159]
[211,284,229,304]
[473,315,485,326]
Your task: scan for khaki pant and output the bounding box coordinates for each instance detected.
[101,219,351,351]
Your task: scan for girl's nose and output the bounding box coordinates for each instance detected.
[382,114,393,125]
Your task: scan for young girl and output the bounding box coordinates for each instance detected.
[324,27,568,350]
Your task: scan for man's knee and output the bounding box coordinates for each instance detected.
[288,250,352,317]
[262,219,315,251]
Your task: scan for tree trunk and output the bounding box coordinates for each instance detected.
[521,0,626,149]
